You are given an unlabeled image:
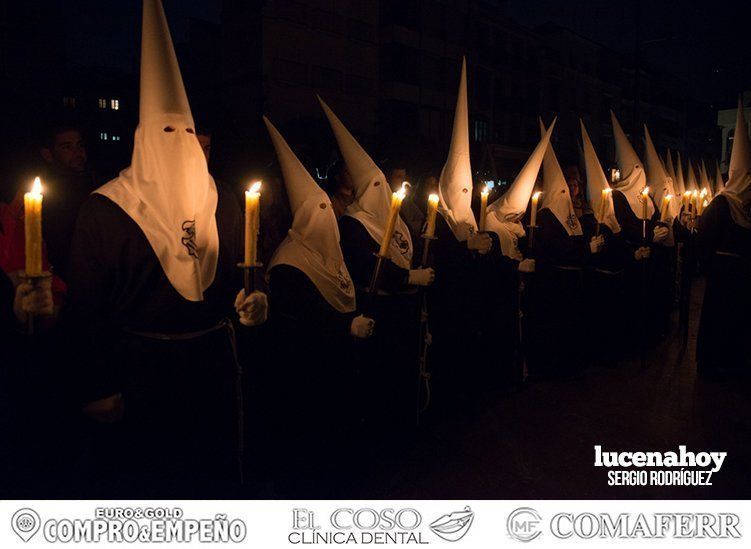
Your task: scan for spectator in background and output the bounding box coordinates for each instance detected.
[324,159,355,219]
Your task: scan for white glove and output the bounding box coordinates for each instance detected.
[234,290,268,326]
[634,246,651,261]
[518,258,536,273]
[350,314,375,338]
[589,235,605,254]
[653,226,669,243]
[467,232,492,254]
[408,268,435,286]
[13,278,54,324]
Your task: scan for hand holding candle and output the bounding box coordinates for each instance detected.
[479,183,490,232]
[244,181,262,265]
[379,181,409,258]
[424,193,439,238]
[24,177,43,276]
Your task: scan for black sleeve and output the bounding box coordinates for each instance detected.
[268,265,354,337]
[0,269,18,338]
[338,216,409,293]
[431,214,475,271]
[63,197,120,403]
[536,208,590,266]
[697,195,725,267]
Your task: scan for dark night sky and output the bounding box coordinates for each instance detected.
[61,0,748,107]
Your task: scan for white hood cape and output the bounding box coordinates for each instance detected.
[437,58,478,242]
[539,119,582,236]
[581,120,620,233]
[611,110,655,220]
[319,97,413,269]
[485,121,556,259]
[264,116,356,313]
[723,98,751,228]
[94,0,218,302]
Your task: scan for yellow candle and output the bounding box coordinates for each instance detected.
[598,188,612,222]
[641,187,650,220]
[660,194,672,222]
[379,181,408,257]
[701,199,708,215]
[530,191,541,226]
[682,191,691,212]
[424,193,439,238]
[691,190,699,215]
[24,177,43,276]
[244,181,262,265]
[479,184,490,232]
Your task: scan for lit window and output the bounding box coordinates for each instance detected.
[98,98,107,109]
[111,99,120,110]
[63,97,76,108]
[100,132,108,141]
[112,135,120,141]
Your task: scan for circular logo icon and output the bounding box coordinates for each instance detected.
[12,508,41,542]
[507,507,542,542]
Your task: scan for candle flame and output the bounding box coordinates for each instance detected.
[532,191,542,200]
[31,176,42,195]
[248,180,262,195]
[428,193,439,205]
[700,188,708,197]
[665,194,673,201]
[641,187,650,197]
[481,183,491,195]
[396,181,410,199]
[703,199,708,207]
[692,190,698,197]
[683,191,691,197]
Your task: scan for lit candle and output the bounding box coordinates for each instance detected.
[682,191,691,213]
[244,181,262,265]
[24,177,43,276]
[424,193,439,238]
[660,194,672,222]
[530,191,542,227]
[379,181,408,257]
[701,199,708,215]
[641,187,650,220]
[598,188,612,223]
[691,190,699,215]
[479,184,490,232]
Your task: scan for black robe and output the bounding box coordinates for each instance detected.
[696,195,751,377]
[526,208,592,374]
[265,264,358,492]
[338,215,419,436]
[65,184,244,497]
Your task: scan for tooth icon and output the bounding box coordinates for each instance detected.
[430,506,475,542]
[11,508,40,542]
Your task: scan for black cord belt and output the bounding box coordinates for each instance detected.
[122,318,232,341]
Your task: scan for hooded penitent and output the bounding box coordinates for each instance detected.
[714,160,725,195]
[581,120,620,233]
[644,125,681,220]
[94,0,218,302]
[485,121,555,259]
[611,110,655,220]
[318,97,413,269]
[437,57,478,242]
[264,117,356,313]
[723,98,751,228]
[539,119,582,236]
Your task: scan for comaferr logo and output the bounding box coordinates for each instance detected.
[550,512,741,539]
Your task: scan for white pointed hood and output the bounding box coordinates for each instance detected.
[644,125,680,219]
[264,117,356,313]
[611,110,654,219]
[675,152,686,196]
[485,121,555,259]
[685,160,699,192]
[319,97,413,268]
[539,119,582,236]
[713,160,725,195]
[724,98,751,228]
[666,149,683,194]
[699,160,713,199]
[437,58,478,242]
[94,0,218,302]
[580,120,620,233]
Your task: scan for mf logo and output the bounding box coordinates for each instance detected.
[507,507,542,542]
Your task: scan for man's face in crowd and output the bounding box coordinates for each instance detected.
[564,166,582,199]
[197,133,211,163]
[337,166,355,193]
[42,130,87,173]
[387,168,407,192]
